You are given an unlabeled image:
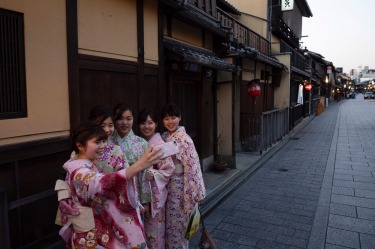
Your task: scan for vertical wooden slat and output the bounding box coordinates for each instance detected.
[211,0,217,17]
[0,15,4,113]
[10,15,16,113]
[0,188,10,249]
[66,0,80,127]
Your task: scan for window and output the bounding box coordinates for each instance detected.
[0,8,27,119]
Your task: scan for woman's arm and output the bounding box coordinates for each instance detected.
[125,146,162,179]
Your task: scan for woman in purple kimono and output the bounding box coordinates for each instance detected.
[61,121,162,248]
[160,103,206,249]
[137,108,175,249]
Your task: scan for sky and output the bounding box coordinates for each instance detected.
[301,0,375,74]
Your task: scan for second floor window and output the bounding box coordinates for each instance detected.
[0,8,27,120]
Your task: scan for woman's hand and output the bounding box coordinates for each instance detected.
[139,146,163,170]
[125,146,162,179]
[59,198,80,216]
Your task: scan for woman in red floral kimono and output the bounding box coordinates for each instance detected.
[60,121,162,248]
[56,106,161,248]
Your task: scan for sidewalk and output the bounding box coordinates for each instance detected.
[192,96,375,248]
[201,112,316,215]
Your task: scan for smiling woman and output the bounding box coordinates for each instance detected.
[160,103,206,249]
[58,121,163,248]
[111,103,153,219]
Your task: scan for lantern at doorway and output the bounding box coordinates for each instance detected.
[247,80,261,97]
[305,83,312,91]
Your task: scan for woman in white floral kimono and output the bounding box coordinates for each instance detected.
[160,103,206,249]
[137,108,175,249]
[111,103,152,216]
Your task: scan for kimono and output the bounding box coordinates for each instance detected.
[112,130,152,204]
[94,141,129,173]
[63,158,147,249]
[162,127,206,249]
[57,142,144,248]
[144,133,175,249]
[70,141,129,173]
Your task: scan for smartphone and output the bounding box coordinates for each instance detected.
[154,141,179,159]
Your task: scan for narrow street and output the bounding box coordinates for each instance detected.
[193,95,375,249]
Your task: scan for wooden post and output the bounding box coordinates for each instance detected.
[0,188,10,249]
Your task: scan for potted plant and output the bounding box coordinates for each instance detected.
[213,116,227,172]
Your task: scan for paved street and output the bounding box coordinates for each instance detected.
[193,95,375,249]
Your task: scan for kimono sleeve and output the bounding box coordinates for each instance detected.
[178,136,206,214]
[67,166,136,212]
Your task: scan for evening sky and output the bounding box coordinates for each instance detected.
[301,0,375,74]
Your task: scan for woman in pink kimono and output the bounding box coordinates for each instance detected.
[137,108,175,249]
[160,103,206,249]
[62,121,162,248]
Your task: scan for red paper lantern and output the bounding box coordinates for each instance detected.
[305,83,312,91]
[247,83,261,97]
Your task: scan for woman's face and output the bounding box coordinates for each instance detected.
[163,115,180,134]
[101,117,115,139]
[77,137,107,161]
[139,115,157,141]
[115,110,134,137]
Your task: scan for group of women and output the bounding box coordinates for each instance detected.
[55,103,206,249]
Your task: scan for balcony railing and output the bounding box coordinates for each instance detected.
[240,108,289,153]
[187,0,217,18]
[289,103,303,130]
[217,8,270,54]
[271,16,299,47]
[280,40,306,72]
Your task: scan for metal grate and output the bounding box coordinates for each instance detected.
[0,8,26,119]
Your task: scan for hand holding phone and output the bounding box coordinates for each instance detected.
[153,141,179,159]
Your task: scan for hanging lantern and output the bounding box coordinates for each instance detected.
[247,82,261,97]
[305,83,312,91]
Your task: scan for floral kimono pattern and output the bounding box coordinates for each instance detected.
[95,141,129,173]
[144,133,175,249]
[70,141,129,173]
[112,130,152,204]
[162,127,206,249]
[63,159,147,249]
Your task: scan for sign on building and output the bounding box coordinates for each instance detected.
[281,0,294,11]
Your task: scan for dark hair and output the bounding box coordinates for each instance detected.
[137,108,158,126]
[88,105,113,125]
[70,121,108,154]
[113,103,133,121]
[160,103,181,119]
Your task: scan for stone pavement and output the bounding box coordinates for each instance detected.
[191,94,375,249]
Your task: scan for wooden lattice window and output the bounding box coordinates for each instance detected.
[0,8,27,119]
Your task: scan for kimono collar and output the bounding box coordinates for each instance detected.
[167,126,185,138]
[113,129,136,143]
[63,158,94,172]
